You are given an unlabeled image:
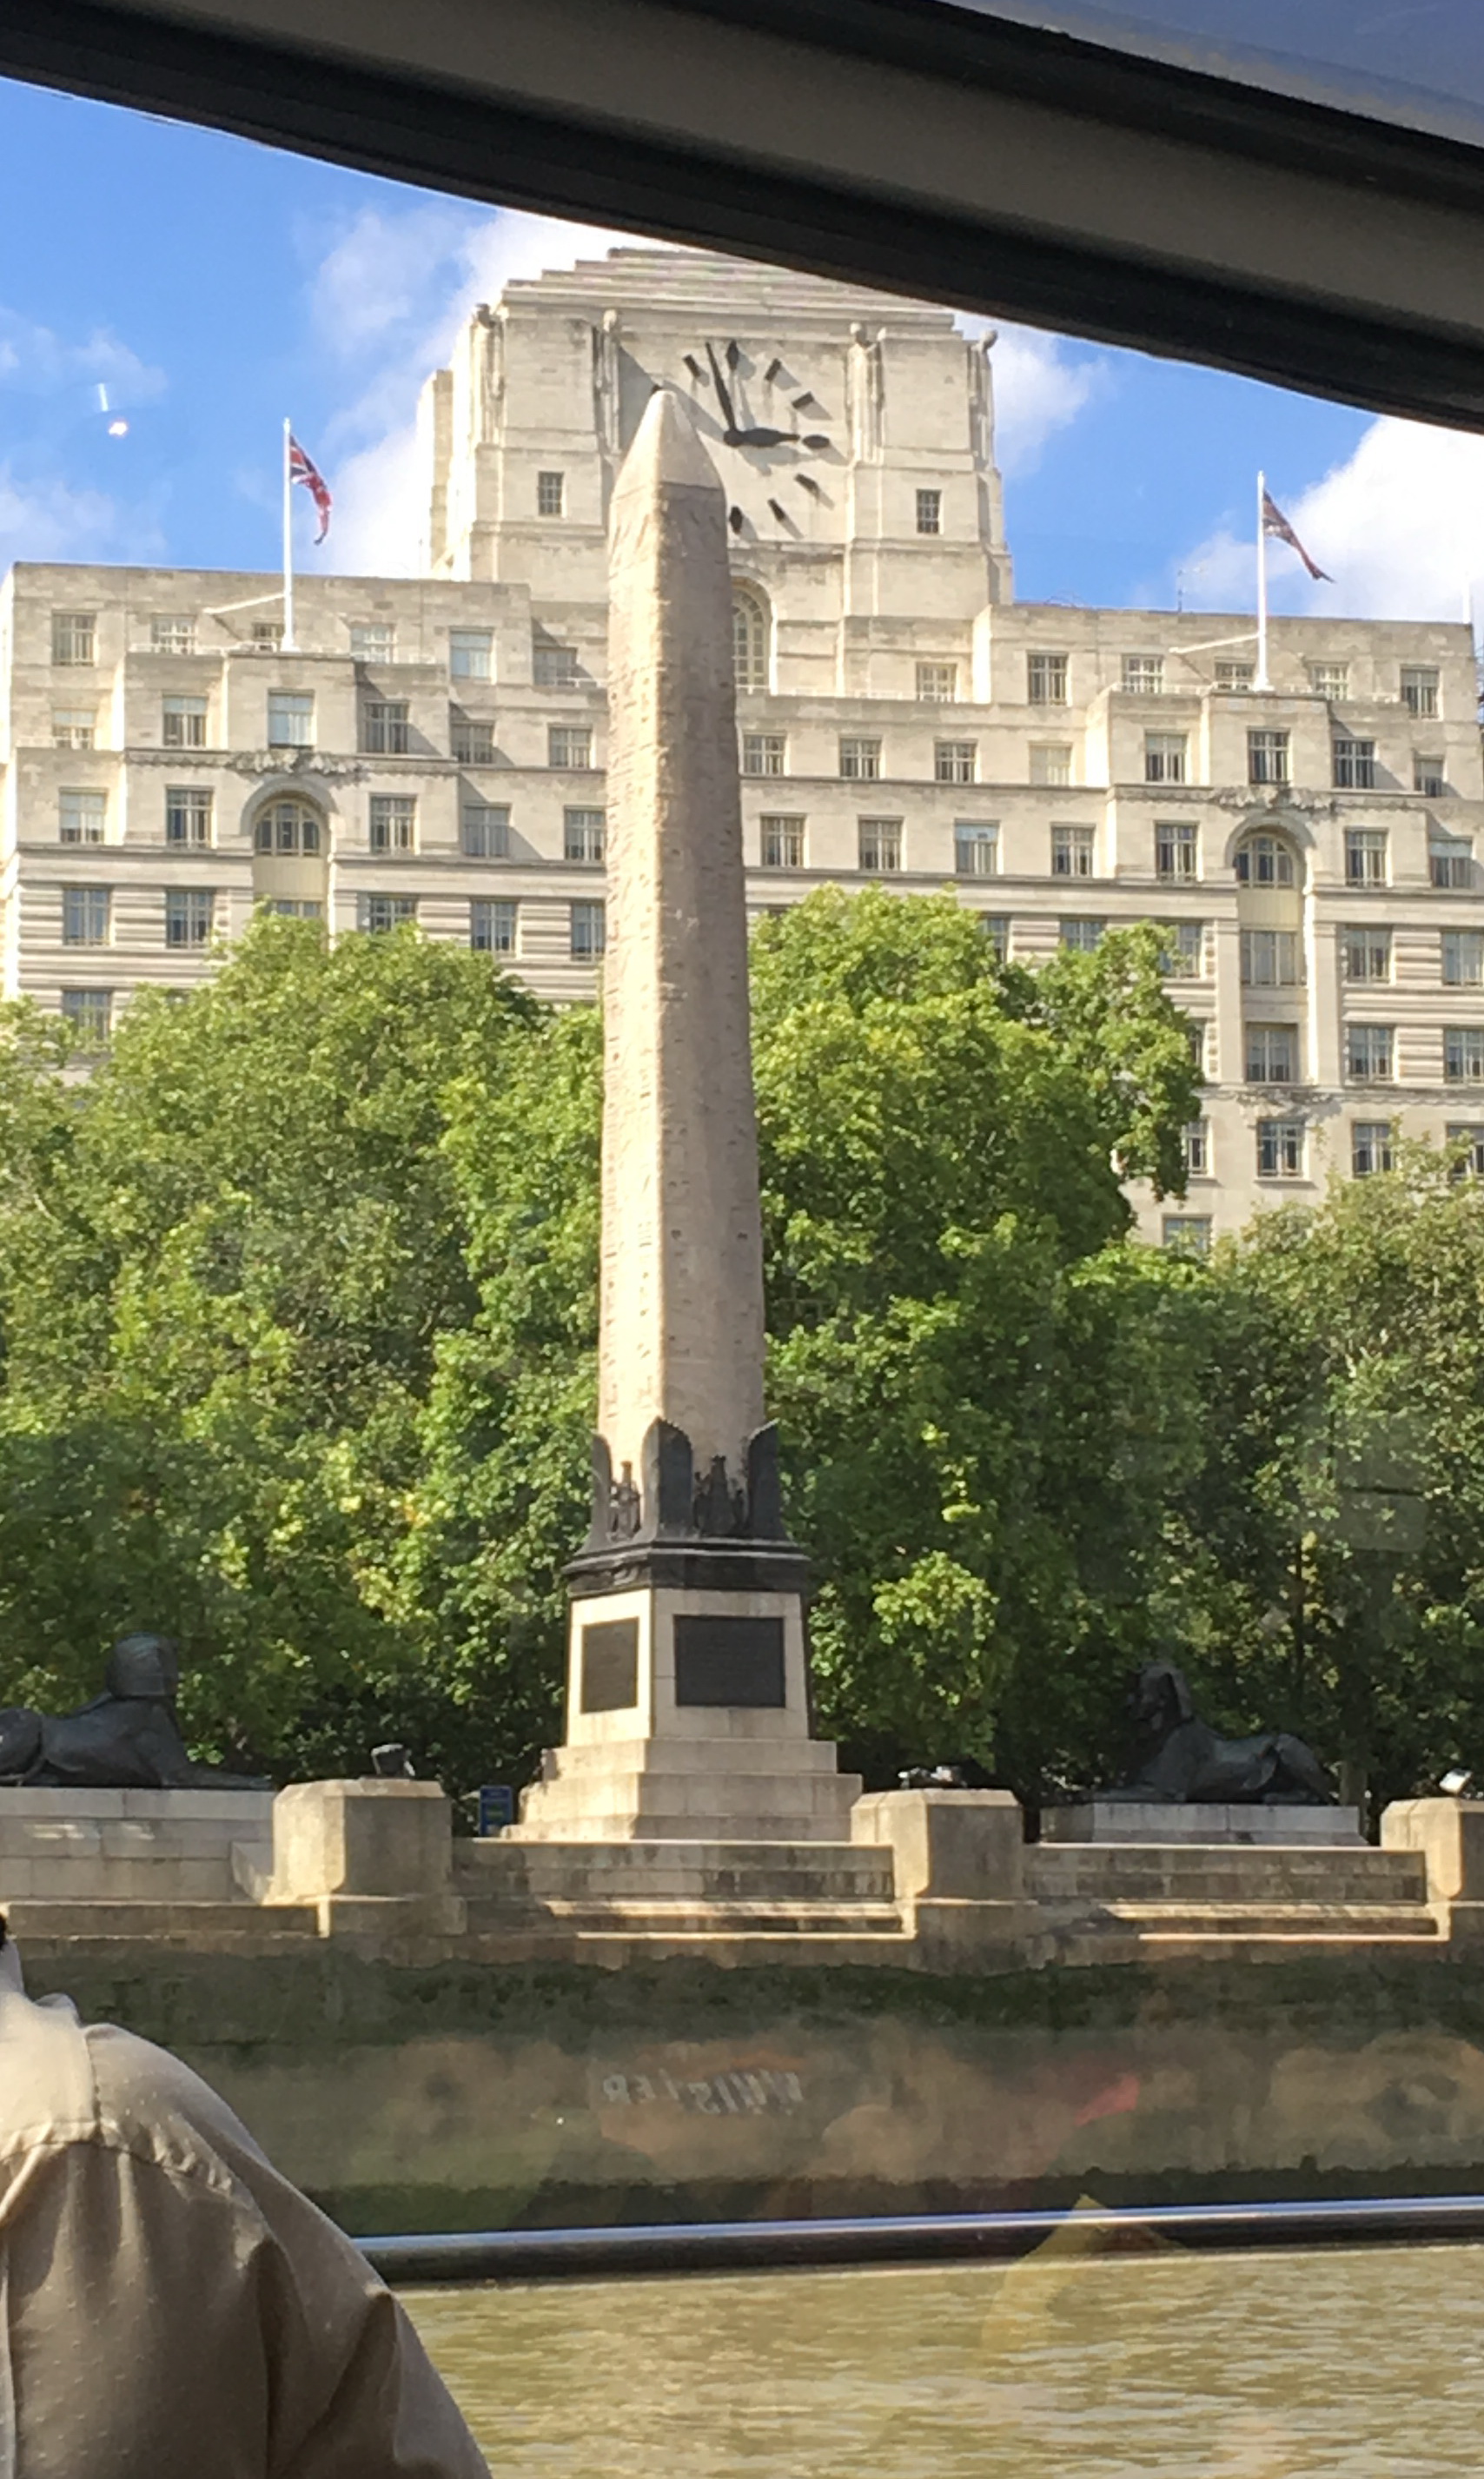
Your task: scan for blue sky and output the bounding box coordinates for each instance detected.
[0,73,1474,626]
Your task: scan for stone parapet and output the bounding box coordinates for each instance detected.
[0,1786,274,1905]
[1041,1801,1366,1845]
[1382,1798,1484,1940]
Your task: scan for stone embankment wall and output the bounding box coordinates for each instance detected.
[26,1948,1484,2235]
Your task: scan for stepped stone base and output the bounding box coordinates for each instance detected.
[511,1734,862,1844]
[1041,1800,1366,1846]
[0,1787,275,1904]
[457,1834,898,1937]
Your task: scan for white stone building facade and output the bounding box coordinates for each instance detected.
[1,249,1482,1244]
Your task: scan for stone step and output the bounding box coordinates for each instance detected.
[552,1928,918,1968]
[1093,1900,1439,1938]
[1051,1928,1446,1967]
[464,1897,904,1936]
[1027,1846,1428,1905]
[3,1897,321,1947]
[457,1838,896,1903]
[508,1808,858,1845]
[532,1737,850,1780]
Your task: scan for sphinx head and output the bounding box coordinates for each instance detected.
[104,1633,181,1703]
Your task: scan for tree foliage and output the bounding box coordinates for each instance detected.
[4,898,1484,1809]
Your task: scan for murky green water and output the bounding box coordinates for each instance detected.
[407,2242,1484,2476]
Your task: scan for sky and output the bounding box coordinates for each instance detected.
[0,73,1481,629]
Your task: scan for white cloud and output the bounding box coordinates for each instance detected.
[976,321,1106,477]
[0,308,163,406]
[0,465,159,566]
[319,209,643,576]
[1180,415,1484,622]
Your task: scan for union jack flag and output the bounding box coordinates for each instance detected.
[288,434,332,542]
[1262,487,1329,582]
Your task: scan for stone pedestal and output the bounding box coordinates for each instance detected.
[1382,1797,1484,1939]
[851,1789,1032,1957]
[256,1780,464,1937]
[1041,1800,1366,1846]
[0,1786,275,1902]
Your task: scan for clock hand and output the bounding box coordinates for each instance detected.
[706,341,739,441]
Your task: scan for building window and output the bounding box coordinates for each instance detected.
[349,621,395,660]
[1059,917,1104,953]
[52,612,96,666]
[1236,831,1296,887]
[471,898,517,955]
[858,818,902,873]
[733,588,770,691]
[1401,665,1440,718]
[62,887,109,945]
[268,692,313,749]
[1241,929,1302,986]
[839,737,881,781]
[1163,1216,1212,1257]
[533,640,580,689]
[1346,1024,1395,1082]
[162,694,208,749]
[934,739,977,785]
[358,894,418,935]
[1346,827,1388,885]
[1245,1023,1298,1084]
[1027,652,1068,706]
[150,614,196,654]
[1334,738,1377,792]
[1051,824,1096,878]
[548,726,593,771]
[570,898,606,959]
[254,799,321,856]
[166,787,212,847]
[1352,1121,1394,1177]
[1257,1117,1305,1178]
[452,713,495,766]
[449,630,493,682]
[262,898,323,920]
[1161,921,1205,978]
[1216,660,1254,690]
[1447,1124,1484,1177]
[761,814,805,870]
[1156,820,1198,880]
[1414,755,1447,796]
[52,710,96,750]
[916,661,958,704]
[1122,654,1164,694]
[1342,925,1392,982]
[537,471,565,517]
[1183,1119,1209,1177]
[1144,732,1187,785]
[1444,930,1484,986]
[369,795,415,854]
[461,802,510,859]
[915,487,942,535]
[980,915,1009,963]
[165,889,215,949]
[362,699,409,757]
[251,621,283,651]
[743,732,786,777]
[563,807,606,865]
[1029,742,1071,786]
[954,823,998,878]
[60,988,112,1044]
[59,789,105,845]
[1247,730,1290,785]
[1308,662,1348,699]
[1431,835,1473,889]
[1185,1017,1209,1075]
[1447,1027,1484,1083]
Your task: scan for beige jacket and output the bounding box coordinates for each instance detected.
[0,1941,490,2478]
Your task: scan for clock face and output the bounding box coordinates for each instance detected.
[676,337,835,538]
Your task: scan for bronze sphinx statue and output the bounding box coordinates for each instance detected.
[1103,1662,1333,1806]
[0,1634,266,1791]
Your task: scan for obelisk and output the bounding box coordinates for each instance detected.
[513,389,858,1843]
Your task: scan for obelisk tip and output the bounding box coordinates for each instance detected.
[616,386,723,499]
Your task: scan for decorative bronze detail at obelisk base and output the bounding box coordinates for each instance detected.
[509,388,858,1843]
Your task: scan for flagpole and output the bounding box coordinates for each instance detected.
[282,418,295,653]
[1255,468,1269,691]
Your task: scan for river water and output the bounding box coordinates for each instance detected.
[407,2239,1484,2476]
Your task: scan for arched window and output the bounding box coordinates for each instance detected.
[254,798,322,856]
[732,587,770,693]
[1235,829,1296,887]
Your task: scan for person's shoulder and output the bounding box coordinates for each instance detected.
[82,2019,274,2201]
